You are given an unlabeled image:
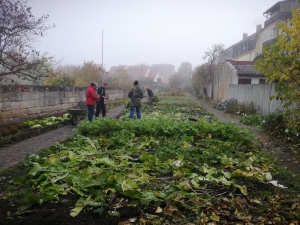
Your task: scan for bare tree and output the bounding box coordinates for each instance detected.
[169,72,184,89]
[0,0,56,83]
[203,44,226,84]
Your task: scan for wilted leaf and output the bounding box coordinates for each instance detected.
[233,184,248,196]
[155,206,163,213]
[47,154,59,163]
[70,206,83,217]
[210,212,220,221]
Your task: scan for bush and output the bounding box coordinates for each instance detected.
[261,112,284,135]
[158,89,186,97]
[240,114,265,126]
[235,102,256,115]
[217,100,257,115]
[260,112,300,146]
[152,95,159,102]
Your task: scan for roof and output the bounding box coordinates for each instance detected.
[226,60,255,65]
[263,1,288,15]
[127,65,150,79]
[226,60,263,76]
[148,70,159,79]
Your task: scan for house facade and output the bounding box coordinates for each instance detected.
[218,25,263,64]
[214,0,299,102]
[218,0,298,64]
[213,60,264,101]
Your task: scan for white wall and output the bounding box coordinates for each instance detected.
[213,62,237,101]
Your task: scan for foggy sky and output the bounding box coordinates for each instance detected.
[28,0,280,71]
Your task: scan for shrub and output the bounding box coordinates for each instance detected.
[235,102,256,115]
[0,128,10,137]
[261,112,285,135]
[158,89,186,97]
[240,114,265,126]
[152,95,159,102]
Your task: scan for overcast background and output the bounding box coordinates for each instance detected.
[28,0,280,71]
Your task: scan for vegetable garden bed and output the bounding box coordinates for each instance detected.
[0,114,71,147]
[1,96,300,225]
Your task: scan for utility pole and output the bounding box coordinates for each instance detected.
[101,29,103,86]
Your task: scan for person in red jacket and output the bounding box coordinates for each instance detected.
[86,82,99,122]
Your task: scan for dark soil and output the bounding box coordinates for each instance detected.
[0,163,159,225]
[0,197,142,225]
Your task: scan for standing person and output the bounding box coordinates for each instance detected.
[86,82,99,122]
[128,80,143,119]
[145,87,153,106]
[95,82,109,118]
[203,86,207,100]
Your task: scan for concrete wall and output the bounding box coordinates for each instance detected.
[214,62,266,102]
[0,85,125,125]
[213,62,236,102]
[229,83,285,115]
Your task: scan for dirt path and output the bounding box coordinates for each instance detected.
[191,96,300,175]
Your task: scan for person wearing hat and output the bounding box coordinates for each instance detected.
[86,82,100,122]
[128,80,143,119]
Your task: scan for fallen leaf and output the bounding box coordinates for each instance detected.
[155,206,163,213]
[128,217,137,223]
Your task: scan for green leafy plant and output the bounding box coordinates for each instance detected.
[152,95,159,102]
[240,114,265,126]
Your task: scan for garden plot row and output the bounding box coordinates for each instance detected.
[3,96,300,225]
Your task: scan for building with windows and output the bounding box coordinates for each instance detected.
[218,0,299,63]
[213,0,299,101]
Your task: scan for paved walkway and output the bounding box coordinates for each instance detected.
[0,105,126,170]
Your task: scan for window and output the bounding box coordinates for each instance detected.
[259,79,266,84]
[238,78,251,84]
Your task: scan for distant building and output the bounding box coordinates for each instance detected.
[149,64,175,84]
[127,65,150,80]
[108,63,175,84]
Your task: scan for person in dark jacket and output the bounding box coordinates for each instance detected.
[128,80,143,119]
[203,86,207,100]
[86,82,100,122]
[145,87,153,106]
[95,83,109,118]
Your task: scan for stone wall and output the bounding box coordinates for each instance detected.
[0,85,125,125]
